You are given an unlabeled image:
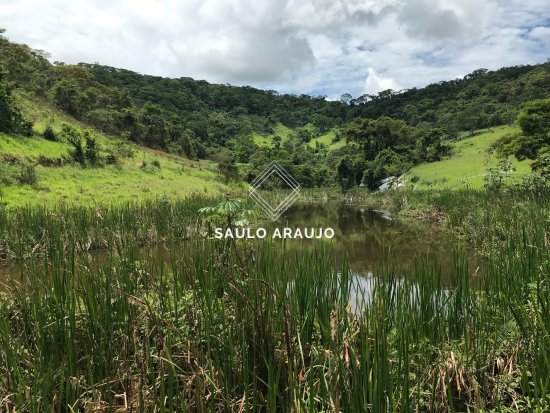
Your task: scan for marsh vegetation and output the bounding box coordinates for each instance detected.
[0,189,548,412]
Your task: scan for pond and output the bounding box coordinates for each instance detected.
[0,202,473,294]
[278,202,467,278]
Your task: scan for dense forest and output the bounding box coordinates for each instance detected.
[1,29,549,189]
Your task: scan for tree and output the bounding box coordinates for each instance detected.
[494,98,550,163]
[63,124,86,165]
[345,116,413,160]
[532,150,550,181]
[272,135,281,150]
[362,149,410,190]
[414,127,451,162]
[217,154,240,183]
[42,125,56,141]
[0,65,32,135]
[337,156,356,190]
[340,93,352,105]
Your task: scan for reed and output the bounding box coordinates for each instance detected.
[0,195,222,263]
[0,189,548,411]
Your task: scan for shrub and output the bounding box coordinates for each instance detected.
[69,138,85,166]
[42,125,57,141]
[151,159,161,168]
[16,164,38,185]
[105,153,119,166]
[84,132,99,166]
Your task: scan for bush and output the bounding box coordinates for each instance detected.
[84,132,99,166]
[217,155,240,183]
[42,125,57,141]
[16,164,38,185]
[151,159,161,168]
[105,153,119,166]
[69,138,85,166]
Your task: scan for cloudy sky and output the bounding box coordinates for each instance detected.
[1,0,549,99]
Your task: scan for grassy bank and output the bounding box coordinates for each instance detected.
[0,93,227,207]
[0,190,548,411]
[406,126,532,189]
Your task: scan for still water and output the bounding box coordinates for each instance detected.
[0,202,470,292]
[278,202,462,278]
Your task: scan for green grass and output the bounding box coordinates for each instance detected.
[252,123,294,147]
[252,124,344,151]
[308,129,346,150]
[0,94,227,206]
[407,125,532,189]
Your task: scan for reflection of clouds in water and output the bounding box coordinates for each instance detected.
[344,272,450,315]
[286,270,450,317]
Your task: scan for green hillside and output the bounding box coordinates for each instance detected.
[308,129,346,150]
[251,123,294,147]
[406,125,532,189]
[0,31,547,196]
[0,94,227,207]
[253,124,345,151]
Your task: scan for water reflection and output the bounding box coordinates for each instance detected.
[276,202,460,280]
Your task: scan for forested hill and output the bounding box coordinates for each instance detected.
[82,63,347,130]
[348,64,550,133]
[85,61,550,138]
[2,29,549,150]
[1,29,549,192]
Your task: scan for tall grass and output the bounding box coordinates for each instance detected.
[0,190,548,411]
[0,195,221,263]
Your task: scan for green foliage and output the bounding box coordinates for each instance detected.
[84,131,99,166]
[532,150,550,182]
[345,116,413,160]
[362,148,411,189]
[199,197,255,230]
[344,118,450,188]
[495,99,550,160]
[483,157,516,191]
[63,125,86,166]
[42,124,56,141]
[0,65,32,136]
[0,191,548,410]
[0,29,548,193]
[337,156,357,189]
[217,154,240,183]
[517,98,550,136]
[408,126,532,190]
[15,163,37,185]
[348,64,550,131]
[105,152,119,166]
[413,127,451,162]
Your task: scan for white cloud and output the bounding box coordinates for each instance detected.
[364,68,400,95]
[0,0,548,98]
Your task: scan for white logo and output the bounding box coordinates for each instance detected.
[248,161,300,221]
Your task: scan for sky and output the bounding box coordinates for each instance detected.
[1,0,549,99]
